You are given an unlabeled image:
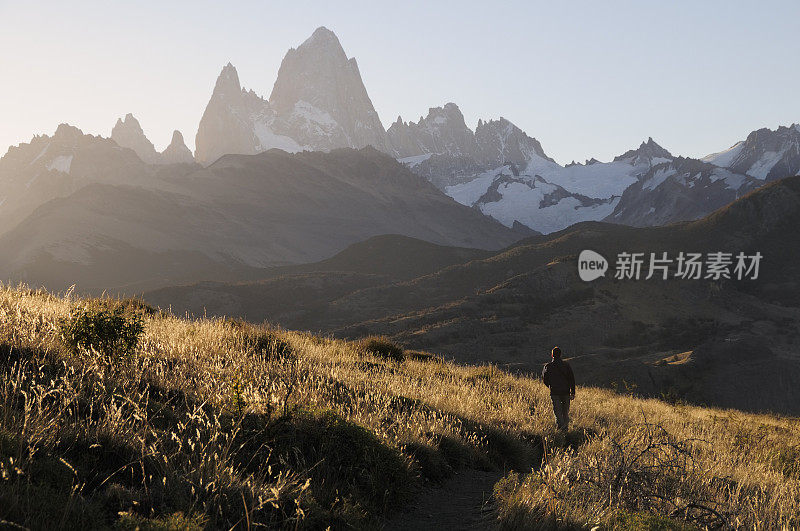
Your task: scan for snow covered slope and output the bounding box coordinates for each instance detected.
[420,133,764,234]
[606,158,759,227]
[702,124,800,181]
[446,165,618,234]
[429,138,677,233]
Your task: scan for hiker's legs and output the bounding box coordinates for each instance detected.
[551,394,569,430]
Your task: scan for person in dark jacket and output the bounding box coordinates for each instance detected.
[542,346,575,431]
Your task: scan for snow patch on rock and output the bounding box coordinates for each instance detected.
[702,141,744,167]
[253,121,304,153]
[46,154,73,174]
[747,150,785,180]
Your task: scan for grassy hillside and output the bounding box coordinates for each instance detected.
[0,285,798,529]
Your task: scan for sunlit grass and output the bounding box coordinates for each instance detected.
[0,283,797,529]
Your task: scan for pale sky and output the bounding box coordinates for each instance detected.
[2,0,798,164]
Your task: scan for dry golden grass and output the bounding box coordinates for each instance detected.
[0,284,797,529]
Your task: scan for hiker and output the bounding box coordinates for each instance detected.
[542,346,575,431]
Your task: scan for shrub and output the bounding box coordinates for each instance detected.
[403,441,451,482]
[264,410,415,522]
[494,421,730,530]
[59,302,145,358]
[237,328,293,359]
[360,336,405,362]
[117,297,159,316]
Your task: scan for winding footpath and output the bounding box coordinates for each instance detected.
[383,469,503,530]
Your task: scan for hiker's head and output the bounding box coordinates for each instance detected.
[551,346,562,360]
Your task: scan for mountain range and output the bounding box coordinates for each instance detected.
[107,27,800,234]
[0,126,525,291]
[1,25,798,293]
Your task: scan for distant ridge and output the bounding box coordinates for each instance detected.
[0,146,527,292]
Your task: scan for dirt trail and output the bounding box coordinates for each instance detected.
[382,468,503,530]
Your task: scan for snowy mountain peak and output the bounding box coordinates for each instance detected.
[640,137,671,157]
[434,103,466,125]
[195,63,276,165]
[286,26,350,70]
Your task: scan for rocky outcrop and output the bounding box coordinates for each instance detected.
[195,27,387,165]
[111,114,161,164]
[387,105,553,170]
[613,137,673,165]
[111,115,195,165]
[160,130,195,164]
[194,63,287,165]
[269,26,387,152]
[387,103,476,158]
[474,117,553,167]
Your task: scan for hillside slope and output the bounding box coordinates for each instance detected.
[0,146,526,292]
[148,175,800,415]
[0,286,797,529]
[145,234,492,325]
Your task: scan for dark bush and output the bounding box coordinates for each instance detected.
[263,410,414,522]
[117,297,159,316]
[60,303,144,358]
[246,331,292,359]
[403,441,451,482]
[360,336,405,362]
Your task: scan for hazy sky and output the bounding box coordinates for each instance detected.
[2,1,798,164]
